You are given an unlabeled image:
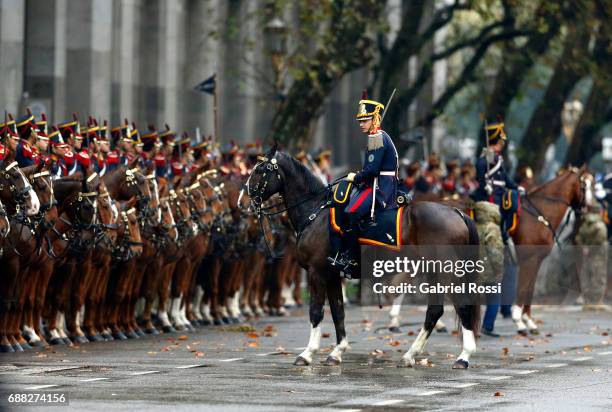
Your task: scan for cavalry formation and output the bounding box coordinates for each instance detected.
[0,112,302,353]
[0,108,599,373]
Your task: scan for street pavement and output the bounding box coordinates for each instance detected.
[0,305,611,411]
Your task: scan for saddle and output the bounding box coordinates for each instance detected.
[330,181,405,250]
[501,189,520,236]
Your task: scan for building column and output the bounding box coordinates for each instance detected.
[89,0,113,120]
[0,0,26,114]
[137,0,163,127]
[23,0,67,122]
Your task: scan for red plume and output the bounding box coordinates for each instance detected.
[165,123,170,131]
[41,113,47,122]
[496,114,504,122]
[361,89,368,100]
[148,124,156,132]
[26,107,32,116]
[73,112,78,121]
[124,118,129,126]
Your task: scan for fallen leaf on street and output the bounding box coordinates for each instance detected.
[246,332,260,339]
[388,340,401,347]
[178,335,188,341]
[195,352,204,358]
[322,332,331,338]
[494,392,504,397]
[501,347,509,356]
[247,341,259,347]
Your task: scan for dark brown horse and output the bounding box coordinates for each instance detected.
[244,148,480,368]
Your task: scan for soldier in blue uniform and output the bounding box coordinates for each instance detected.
[473,121,521,241]
[328,91,399,274]
[14,114,37,167]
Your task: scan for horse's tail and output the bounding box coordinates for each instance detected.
[455,208,481,335]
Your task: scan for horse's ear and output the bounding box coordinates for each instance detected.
[267,140,279,157]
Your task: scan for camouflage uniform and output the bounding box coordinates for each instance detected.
[575,204,608,306]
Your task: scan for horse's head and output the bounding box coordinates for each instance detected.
[182,182,212,231]
[160,200,179,242]
[566,165,592,211]
[244,144,283,211]
[0,161,40,216]
[26,166,57,228]
[96,180,115,227]
[116,203,143,259]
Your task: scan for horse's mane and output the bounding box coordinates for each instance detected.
[279,152,325,194]
[528,169,573,195]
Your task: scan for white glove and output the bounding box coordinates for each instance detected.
[485,183,493,195]
[518,186,526,196]
[347,172,356,182]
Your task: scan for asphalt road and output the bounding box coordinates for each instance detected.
[0,305,611,411]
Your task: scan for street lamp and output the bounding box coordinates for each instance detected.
[264,16,288,98]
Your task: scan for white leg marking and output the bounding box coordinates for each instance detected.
[457,327,476,364]
[402,327,429,366]
[328,337,349,362]
[192,287,204,320]
[523,313,538,331]
[297,324,322,364]
[157,310,172,328]
[201,302,213,322]
[23,325,41,343]
[512,305,527,331]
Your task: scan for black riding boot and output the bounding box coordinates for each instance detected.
[327,214,360,278]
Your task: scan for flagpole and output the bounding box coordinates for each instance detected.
[213,74,219,144]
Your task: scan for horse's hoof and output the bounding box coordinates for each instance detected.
[221,317,230,325]
[101,333,113,341]
[0,344,15,353]
[75,336,89,344]
[162,325,176,333]
[87,335,103,343]
[112,332,128,341]
[49,337,64,346]
[388,326,401,333]
[145,328,160,335]
[125,331,139,339]
[324,356,341,366]
[529,329,540,336]
[190,320,200,328]
[452,359,469,369]
[19,341,32,350]
[293,356,311,366]
[517,329,528,337]
[397,358,415,368]
[436,326,448,333]
[30,340,46,347]
[134,328,146,337]
[213,319,222,326]
[230,317,241,324]
[62,338,72,345]
[12,343,24,352]
[201,320,212,326]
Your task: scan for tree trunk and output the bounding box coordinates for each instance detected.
[516,26,590,174]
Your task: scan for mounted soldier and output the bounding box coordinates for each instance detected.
[14,113,38,167]
[473,121,522,242]
[328,90,399,275]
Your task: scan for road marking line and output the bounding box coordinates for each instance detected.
[417,390,445,396]
[372,399,404,406]
[294,347,306,351]
[487,376,511,381]
[130,371,160,375]
[572,357,593,362]
[256,352,278,357]
[597,351,612,356]
[545,363,567,368]
[24,384,59,390]
[175,365,203,369]
[450,383,479,388]
[514,370,538,375]
[218,358,244,362]
[79,378,109,382]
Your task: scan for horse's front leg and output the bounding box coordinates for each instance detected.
[399,303,443,367]
[324,274,348,366]
[294,270,325,366]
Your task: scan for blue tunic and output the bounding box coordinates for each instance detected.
[346,130,398,216]
[473,152,517,204]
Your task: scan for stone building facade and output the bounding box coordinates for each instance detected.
[0,0,442,166]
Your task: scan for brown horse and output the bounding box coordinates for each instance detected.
[245,148,480,368]
[510,167,588,334]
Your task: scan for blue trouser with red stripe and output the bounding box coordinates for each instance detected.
[345,186,373,218]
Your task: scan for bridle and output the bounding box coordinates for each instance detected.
[521,167,588,246]
[113,207,144,261]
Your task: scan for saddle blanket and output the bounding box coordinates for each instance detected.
[330,204,405,251]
